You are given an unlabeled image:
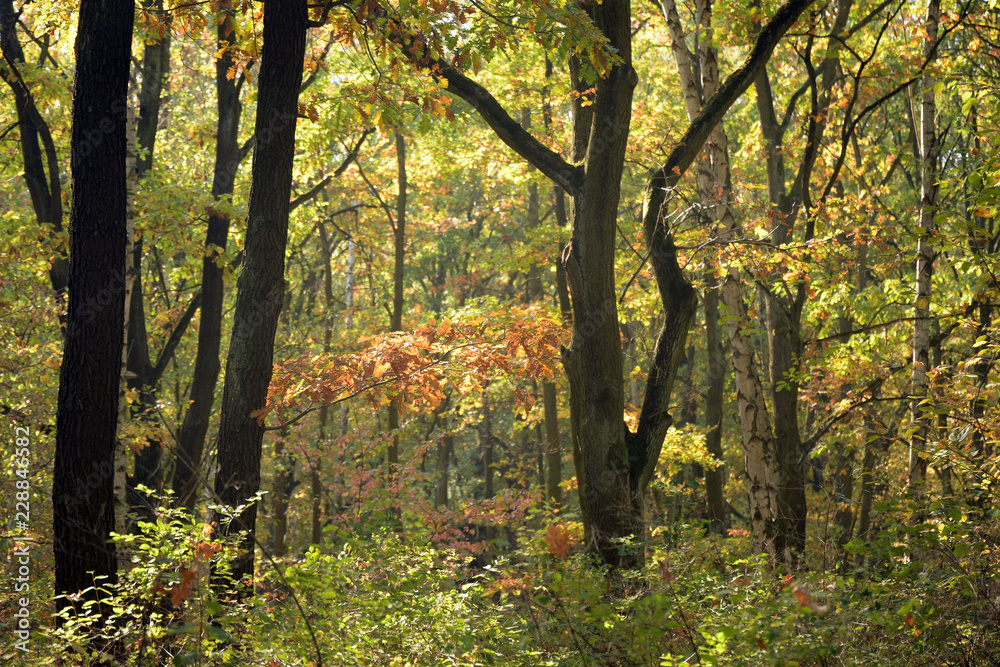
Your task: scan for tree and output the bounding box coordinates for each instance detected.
[358,0,815,567]
[51,0,133,629]
[212,0,307,586]
[908,0,940,512]
[0,0,67,297]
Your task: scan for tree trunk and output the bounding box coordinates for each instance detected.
[173,0,248,510]
[436,433,452,507]
[386,131,407,469]
[543,380,563,508]
[313,221,340,545]
[703,279,728,535]
[212,0,306,587]
[115,106,138,535]
[52,0,133,626]
[124,9,174,523]
[480,389,495,501]
[560,2,642,565]
[854,428,879,570]
[272,429,289,557]
[135,0,170,179]
[833,443,855,567]
[663,0,783,557]
[909,0,940,511]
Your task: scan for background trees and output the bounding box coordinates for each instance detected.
[0,0,998,663]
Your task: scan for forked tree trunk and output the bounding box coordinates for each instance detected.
[212,0,306,587]
[379,0,815,568]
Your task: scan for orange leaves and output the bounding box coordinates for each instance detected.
[263,307,566,425]
[545,524,571,559]
[297,102,320,123]
[171,569,198,608]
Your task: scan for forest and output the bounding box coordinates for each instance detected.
[1,0,999,664]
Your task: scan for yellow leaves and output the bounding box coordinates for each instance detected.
[371,358,392,379]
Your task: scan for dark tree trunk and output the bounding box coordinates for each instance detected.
[124,13,173,521]
[480,389,495,501]
[703,279,728,535]
[435,433,452,508]
[386,131,407,469]
[313,220,339,544]
[272,429,289,557]
[52,0,133,625]
[173,0,247,510]
[135,0,170,179]
[212,0,306,587]
[543,380,563,508]
[833,442,855,566]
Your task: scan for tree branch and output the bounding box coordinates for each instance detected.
[356,3,584,197]
[150,291,203,386]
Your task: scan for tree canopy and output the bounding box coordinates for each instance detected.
[1,0,999,664]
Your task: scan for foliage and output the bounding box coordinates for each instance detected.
[2,0,1000,664]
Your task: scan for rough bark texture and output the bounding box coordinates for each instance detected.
[212,0,306,586]
[52,0,133,619]
[173,0,246,510]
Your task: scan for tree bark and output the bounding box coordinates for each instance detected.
[663,0,780,554]
[703,279,728,535]
[212,0,306,587]
[386,131,407,469]
[52,0,133,629]
[115,106,138,535]
[272,428,289,557]
[908,0,940,510]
